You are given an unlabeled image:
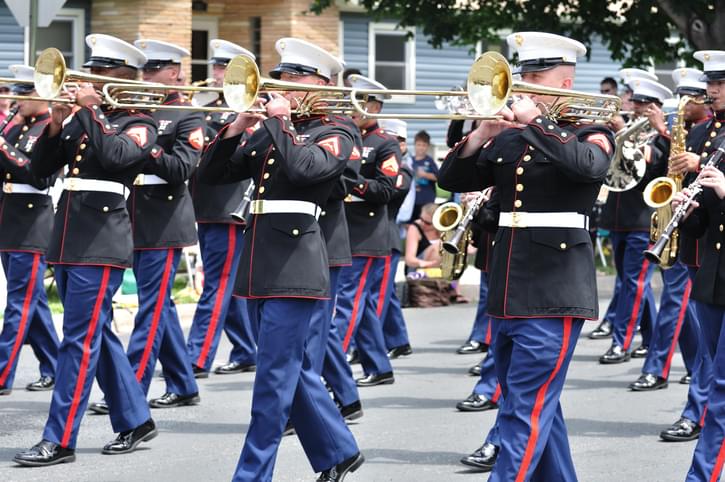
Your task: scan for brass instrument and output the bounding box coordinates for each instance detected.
[432,202,469,280]
[605,117,654,191]
[642,95,704,268]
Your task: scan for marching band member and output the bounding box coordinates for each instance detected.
[334,74,401,387]
[198,37,363,481]
[0,65,59,396]
[186,39,257,378]
[598,78,671,364]
[14,33,158,466]
[439,31,615,480]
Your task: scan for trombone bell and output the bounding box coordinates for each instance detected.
[34,47,66,99]
[222,55,261,113]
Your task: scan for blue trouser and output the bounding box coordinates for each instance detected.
[187,223,256,371]
[602,276,620,325]
[642,261,699,378]
[610,231,657,351]
[0,252,58,389]
[126,249,198,397]
[234,298,359,481]
[682,267,712,425]
[43,265,150,449]
[686,302,725,482]
[381,250,410,350]
[308,267,342,373]
[489,317,583,482]
[468,270,491,344]
[473,317,501,403]
[335,256,392,376]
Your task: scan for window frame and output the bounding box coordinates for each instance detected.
[191,16,219,81]
[27,7,85,69]
[367,22,415,104]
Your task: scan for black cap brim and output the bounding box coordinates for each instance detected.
[631,94,662,104]
[700,71,725,82]
[269,63,328,81]
[83,56,136,69]
[676,87,707,97]
[514,58,576,74]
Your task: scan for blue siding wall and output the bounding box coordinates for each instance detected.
[0,4,25,77]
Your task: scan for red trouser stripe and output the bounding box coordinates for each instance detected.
[197,224,237,368]
[484,318,492,345]
[491,383,502,404]
[61,266,111,447]
[662,279,692,379]
[342,258,373,352]
[375,256,392,318]
[701,406,708,427]
[0,253,41,386]
[710,436,725,482]
[515,317,573,482]
[135,249,175,381]
[623,259,650,350]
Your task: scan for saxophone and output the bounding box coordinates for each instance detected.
[642,95,700,269]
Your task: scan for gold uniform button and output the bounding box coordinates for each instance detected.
[560,242,567,250]
[251,150,257,156]
[514,199,522,208]
[27,203,33,209]
[516,167,524,175]
[320,211,326,216]
[523,155,532,162]
[516,183,524,192]
[496,157,503,163]
[263,173,270,180]
[717,242,722,250]
[491,240,495,246]
[72,168,80,175]
[368,211,375,217]
[80,143,87,150]
[205,115,212,121]
[561,132,568,137]
[706,141,712,147]
[102,206,109,212]
[258,186,265,194]
[292,228,300,236]
[358,183,364,189]
[267,158,275,165]
[717,122,722,128]
[702,152,709,158]
[547,125,555,130]
[21,125,28,132]
[720,224,724,232]
[5,173,10,180]
[167,195,173,201]
[711,131,717,138]
[75,155,82,161]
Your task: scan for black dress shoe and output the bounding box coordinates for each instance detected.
[460,442,498,471]
[468,363,482,377]
[457,340,487,355]
[631,344,649,358]
[660,417,701,442]
[0,386,11,396]
[680,374,692,384]
[629,373,668,391]
[356,372,394,387]
[192,365,209,379]
[340,400,363,421]
[317,452,365,481]
[26,376,54,391]
[214,361,256,375]
[102,419,157,454]
[588,320,612,339]
[599,345,631,364]
[387,344,413,359]
[346,349,360,365]
[456,394,498,412]
[14,440,75,466]
[88,400,109,415]
[149,392,200,408]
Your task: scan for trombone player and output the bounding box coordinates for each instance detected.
[439,32,615,480]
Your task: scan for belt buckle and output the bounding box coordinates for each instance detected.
[510,212,527,228]
[2,183,11,194]
[343,194,353,203]
[250,199,264,214]
[66,178,80,191]
[133,174,144,186]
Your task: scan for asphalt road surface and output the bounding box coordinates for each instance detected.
[0,296,703,481]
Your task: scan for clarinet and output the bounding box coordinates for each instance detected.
[644,142,725,264]
[0,106,20,134]
[230,180,256,223]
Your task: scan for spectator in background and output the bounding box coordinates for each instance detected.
[405,203,441,271]
[411,130,439,221]
[600,76,618,96]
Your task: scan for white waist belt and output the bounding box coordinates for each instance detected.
[250,199,321,219]
[63,178,128,198]
[499,212,589,229]
[134,174,168,186]
[3,182,50,195]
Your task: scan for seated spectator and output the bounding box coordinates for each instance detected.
[405,203,441,272]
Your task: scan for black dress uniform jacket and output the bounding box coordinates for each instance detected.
[198,114,356,298]
[680,148,725,305]
[0,112,55,253]
[189,98,249,224]
[599,132,668,232]
[679,114,723,267]
[439,116,615,319]
[31,105,158,267]
[317,115,363,267]
[346,123,402,256]
[471,191,500,272]
[130,93,201,248]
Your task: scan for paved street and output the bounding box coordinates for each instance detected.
[0,292,700,482]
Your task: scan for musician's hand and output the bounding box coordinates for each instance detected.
[265,92,292,119]
[48,94,74,137]
[672,188,699,219]
[699,165,725,199]
[510,96,543,125]
[74,83,102,108]
[670,152,702,175]
[459,113,519,158]
[224,112,265,139]
[608,115,626,132]
[644,104,667,135]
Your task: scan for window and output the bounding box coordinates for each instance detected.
[191,17,219,82]
[368,23,415,100]
[33,8,85,68]
[250,17,261,67]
